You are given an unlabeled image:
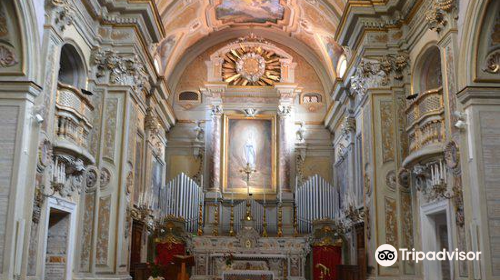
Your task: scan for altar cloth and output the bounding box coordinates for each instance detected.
[222,270,274,280]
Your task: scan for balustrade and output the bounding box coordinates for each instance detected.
[55,82,94,150]
[406,87,445,154]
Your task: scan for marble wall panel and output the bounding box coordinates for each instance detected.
[480,111,500,276]
[0,105,19,273]
[96,195,111,266]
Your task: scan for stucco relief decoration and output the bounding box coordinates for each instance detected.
[398,168,411,190]
[85,168,98,192]
[351,59,389,99]
[221,43,283,86]
[444,141,465,225]
[341,114,356,136]
[37,139,53,173]
[444,140,460,171]
[296,122,306,143]
[401,192,414,257]
[380,101,395,163]
[483,50,500,74]
[100,168,111,189]
[425,0,456,33]
[51,155,86,197]
[482,10,500,74]
[93,49,149,91]
[0,3,18,67]
[47,0,75,31]
[145,107,164,157]
[80,194,95,272]
[384,197,398,247]
[0,45,18,67]
[103,98,118,160]
[378,53,410,80]
[97,196,111,265]
[385,170,397,191]
[211,104,224,117]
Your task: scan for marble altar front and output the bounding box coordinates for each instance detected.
[189,227,309,280]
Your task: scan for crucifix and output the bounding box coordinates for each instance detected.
[240,162,256,221]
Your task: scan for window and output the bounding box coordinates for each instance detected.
[302,93,323,104]
[337,55,347,78]
[58,44,86,88]
[179,91,200,101]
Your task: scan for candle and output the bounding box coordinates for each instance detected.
[263,191,266,205]
[279,188,282,203]
[231,192,234,204]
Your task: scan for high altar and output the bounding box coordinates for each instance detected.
[142,34,352,280]
[190,226,309,280]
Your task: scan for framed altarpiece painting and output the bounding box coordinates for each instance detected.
[221,114,278,198]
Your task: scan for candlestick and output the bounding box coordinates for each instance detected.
[197,202,203,236]
[229,203,235,236]
[277,203,283,237]
[212,204,219,236]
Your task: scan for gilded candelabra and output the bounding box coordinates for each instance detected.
[197,202,204,236]
[212,204,219,236]
[262,204,268,237]
[229,203,235,236]
[277,203,283,237]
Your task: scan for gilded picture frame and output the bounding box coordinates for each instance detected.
[221,114,277,197]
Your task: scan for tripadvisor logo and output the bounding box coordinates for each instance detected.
[375,244,481,267]
[375,244,398,267]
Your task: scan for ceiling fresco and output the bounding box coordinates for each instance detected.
[154,0,346,83]
[215,0,285,24]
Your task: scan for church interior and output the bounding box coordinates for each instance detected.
[1,0,500,279]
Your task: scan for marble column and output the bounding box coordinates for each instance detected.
[209,104,223,192]
[278,105,293,192]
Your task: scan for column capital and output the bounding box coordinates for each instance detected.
[275,83,300,103]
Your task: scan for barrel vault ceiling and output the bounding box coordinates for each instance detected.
[153,0,346,84]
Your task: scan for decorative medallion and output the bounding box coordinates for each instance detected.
[483,51,500,74]
[236,53,266,82]
[37,139,52,173]
[100,168,111,188]
[398,168,411,189]
[0,44,18,67]
[222,45,282,86]
[444,140,460,169]
[385,170,397,191]
[85,169,98,191]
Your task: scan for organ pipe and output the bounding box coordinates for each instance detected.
[296,174,339,233]
[160,173,204,233]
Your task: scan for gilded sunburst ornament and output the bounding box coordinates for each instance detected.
[222,45,282,86]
